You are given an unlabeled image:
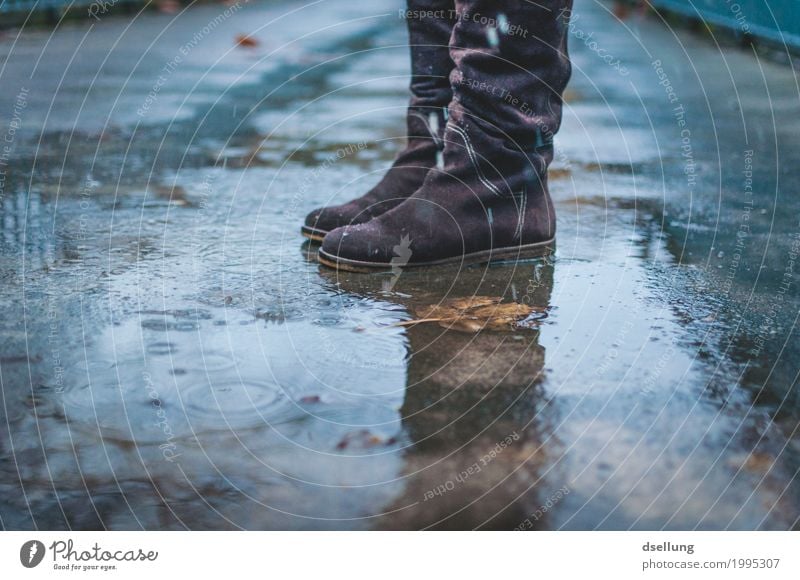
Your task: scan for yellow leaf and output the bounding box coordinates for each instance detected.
[398,296,541,334]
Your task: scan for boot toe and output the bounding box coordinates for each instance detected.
[303,207,321,227]
[304,203,370,234]
[320,224,362,261]
[304,206,335,230]
[321,223,395,265]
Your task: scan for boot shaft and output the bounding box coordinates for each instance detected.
[402,1,458,164]
[405,0,457,110]
[448,0,573,149]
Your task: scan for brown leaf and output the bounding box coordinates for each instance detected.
[444,317,485,333]
[742,453,774,473]
[235,34,260,48]
[471,302,533,319]
[399,296,540,334]
[446,296,500,311]
[414,296,499,320]
[336,430,383,450]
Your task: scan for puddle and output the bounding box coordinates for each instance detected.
[0,0,798,530]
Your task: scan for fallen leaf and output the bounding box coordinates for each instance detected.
[391,296,544,333]
[157,0,180,14]
[151,184,190,206]
[235,34,260,48]
[415,296,500,320]
[336,429,383,450]
[742,453,774,473]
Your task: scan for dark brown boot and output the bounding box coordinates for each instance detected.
[302,1,456,241]
[318,0,572,268]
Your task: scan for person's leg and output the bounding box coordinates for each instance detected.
[319,0,572,268]
[302,1,456,241]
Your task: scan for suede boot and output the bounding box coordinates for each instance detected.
[302,1,456,241]
[318,0,572,268]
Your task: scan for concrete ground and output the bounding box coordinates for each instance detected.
[0,0,798,529]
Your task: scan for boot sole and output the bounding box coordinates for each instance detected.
[301,225,327,243]
[317,239,555,272]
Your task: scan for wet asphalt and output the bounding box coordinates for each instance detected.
[0,0,798,529]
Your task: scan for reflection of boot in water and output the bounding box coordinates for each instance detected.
[362,262,558,529]
[392,326,546,530]
[315,250,559,528]
[397,286,552,526]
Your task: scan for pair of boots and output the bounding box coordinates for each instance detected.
[303,0,572,270]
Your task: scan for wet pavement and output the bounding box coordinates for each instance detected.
[0,0,798,530]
